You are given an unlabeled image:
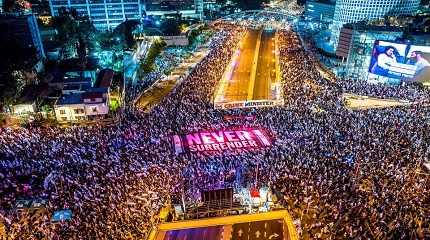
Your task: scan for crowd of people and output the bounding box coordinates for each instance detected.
[0,21,429,240]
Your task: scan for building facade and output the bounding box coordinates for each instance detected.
[337,25,404,80]
[333,0,420,25]
[54,68,113,122]
[54,88,109,122]
[331,0,420,51]
[30,0,52,16]
[304,0,335,22]
[48,0,143,30]
[145,0,203,19]
[0,13,45,59]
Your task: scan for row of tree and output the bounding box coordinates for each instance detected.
[138,40,167,76]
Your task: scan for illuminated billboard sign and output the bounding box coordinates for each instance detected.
[368,40,430,83]
[172,128,272,154]
[214,100,284,110]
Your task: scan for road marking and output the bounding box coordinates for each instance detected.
[247,29,263,100]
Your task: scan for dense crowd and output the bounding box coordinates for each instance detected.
[1,22,429,240]
[273,29,430,239]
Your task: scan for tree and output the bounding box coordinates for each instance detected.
[297,0,306,5]
[1,95,15,113]
[41,104,53,114]
[77,36,87,66]
[124,21,137,49]
[138,40,166,76]
[52,8,96,58]
[160,18,181,36]
[3,0,31,12]
[0,38,38,99]
[113,20,140,49]
[231,0,268,10]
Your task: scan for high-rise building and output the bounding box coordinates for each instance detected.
[145,0,203,19]
[48,0,143,30]
[332,0,420,51]
[0,13,45,59]
[30,0,52,16]
[304,0,335,22]
[333,0,420,25]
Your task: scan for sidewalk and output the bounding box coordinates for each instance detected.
[135,48,209,112]
[343,93,415,110]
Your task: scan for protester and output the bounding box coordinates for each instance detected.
[0,23,429,240]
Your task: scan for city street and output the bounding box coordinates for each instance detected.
[253,30,276,100]
[135,48,209,112]
[214,28,280,105]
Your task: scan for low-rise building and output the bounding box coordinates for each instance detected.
[12,102,37,115]
[49,76,92,91]
[0,13,45,59]
[54,69,113,123]
[54,93,86,122]
[54,87,109,122]
[82,88,109,118]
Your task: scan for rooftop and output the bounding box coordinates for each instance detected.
[82,91,104,100]
[87,87,108,94]
[59,57,98,72]
[50,75,93,84]
[95,69,114,88]
[62,83,92,92]
[56,93,83,105]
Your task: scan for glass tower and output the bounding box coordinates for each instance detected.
[49,0,143,30]
[334,0,420,24]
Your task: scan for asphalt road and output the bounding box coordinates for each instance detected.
[222,29,260,101]
[231,219,284,240]
[218,29,277,102]
[253,30,276,100]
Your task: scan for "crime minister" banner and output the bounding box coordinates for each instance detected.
[172,128,272,154]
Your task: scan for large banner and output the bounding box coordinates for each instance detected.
[368,40,430,83]
[214,100,284,110]
[172,128,272,154]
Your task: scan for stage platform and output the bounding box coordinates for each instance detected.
[148,210,298,240]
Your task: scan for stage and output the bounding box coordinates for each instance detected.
[149,210,297,240]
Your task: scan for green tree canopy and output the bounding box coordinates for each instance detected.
[113,20,140,49]
[160,18,181,36]
[231,0,268,10]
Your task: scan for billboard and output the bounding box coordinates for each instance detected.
[172,128,272,154]
[214,99,284,110]
[368,40,430,83]
[406,45,430,83]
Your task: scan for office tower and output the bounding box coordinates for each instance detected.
[333,0,420,25]
[145,0,203,19]
[48,0,143,30]
[0,13,45,59]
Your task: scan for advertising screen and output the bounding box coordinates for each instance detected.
[368,41,430,83]
[172,128,272,155]
[406,45,430,83]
